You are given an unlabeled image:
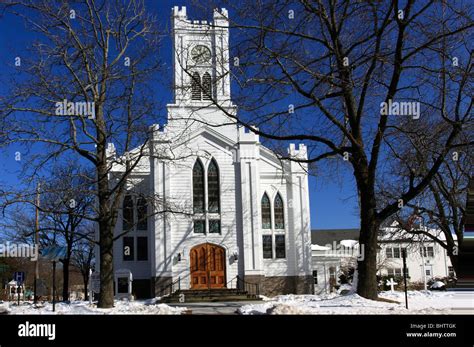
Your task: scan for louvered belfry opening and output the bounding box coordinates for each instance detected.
[191,71,201,100]
[202,72,212,100]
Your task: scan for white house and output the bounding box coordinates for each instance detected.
[311,228,456,293]
[377,227,456,284]
[100,6,313,298]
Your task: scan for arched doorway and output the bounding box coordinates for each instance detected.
[190,243,226,289]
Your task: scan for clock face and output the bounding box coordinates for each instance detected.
[191,45,211,64]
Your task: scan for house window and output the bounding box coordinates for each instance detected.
[136,197,148,231]
[192,158,221,234]
[191,72,201,100]
[313,270,318,284]
[393,247,400,258]
[425,268,432,277]
[207,159,220,213]
[123,195,134,231]
[329,267,336,280]
[422,246,434,258]
[275,235,286,258]
[262,235,273,259]
[386,247,401,258]
[193,160,205,213]
[123,237,134,261]
[448,266,455,277]
[137,237,148,261]
[274,193,284,229]
[202,72,212,100]
[261,193,271,229]
[387,268,402,277]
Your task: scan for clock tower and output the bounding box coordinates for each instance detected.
[166,6,237,139]
[170,6,232,107]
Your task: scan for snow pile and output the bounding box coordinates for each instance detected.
[430,281,446,289]
[1,299,186,315]
[238,291,461,315]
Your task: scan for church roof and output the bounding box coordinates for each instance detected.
[311,228,360,246]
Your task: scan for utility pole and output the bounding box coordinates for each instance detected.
[34,182,41,304]
[52,261,56,312]
[421,236,427,291]
[402,249,409,309]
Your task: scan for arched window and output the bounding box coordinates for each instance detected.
[274,193,284,229]
[207,159,220,213]
[123,195,134,230]
[202,72,212,100]
[137,196,148,230]
[193,160,205,213]
[191,72,201,100]
[261,193,271,229]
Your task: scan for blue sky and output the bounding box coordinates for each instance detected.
[0,0,360,230]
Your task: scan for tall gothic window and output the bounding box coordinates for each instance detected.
[193,160,205,213]
[261,193,271,229]
[193,158,221,234]
[207,159,220,213]
[123,195,134,230]
[261,192,286,260]
[136,197,148,230]
[191,72,201,100]
[274,193,284,229]
[202,72,212,100]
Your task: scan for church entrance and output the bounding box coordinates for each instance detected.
[190,243,226,289]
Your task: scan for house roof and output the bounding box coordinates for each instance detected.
[311,228,360,246]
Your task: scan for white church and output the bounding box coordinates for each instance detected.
[103,6,313,299]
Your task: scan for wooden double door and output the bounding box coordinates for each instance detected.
[190,243,226,289]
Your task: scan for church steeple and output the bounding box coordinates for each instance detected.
[171,6,231,106]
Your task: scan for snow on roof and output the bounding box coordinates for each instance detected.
[339,239,359,248]
[311,244,331,251]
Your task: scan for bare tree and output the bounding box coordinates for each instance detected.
[382,146,473,274]
[0,163,95,301]
[184,0,473,299]
[72,236,95,301]
[40,165,95,301]
[0,0,163,307]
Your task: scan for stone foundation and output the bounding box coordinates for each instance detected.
[244,275,314,296]
[152,276,173,296]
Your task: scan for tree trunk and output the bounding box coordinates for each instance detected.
[354,165,379,300]
[83,273,89,301]
[98,219,114,308]
[357,218,379,300]
[96,102,115,308]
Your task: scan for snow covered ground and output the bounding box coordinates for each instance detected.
[0,298,187,315]
[239,291,473,315]
[0,291,471,315]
